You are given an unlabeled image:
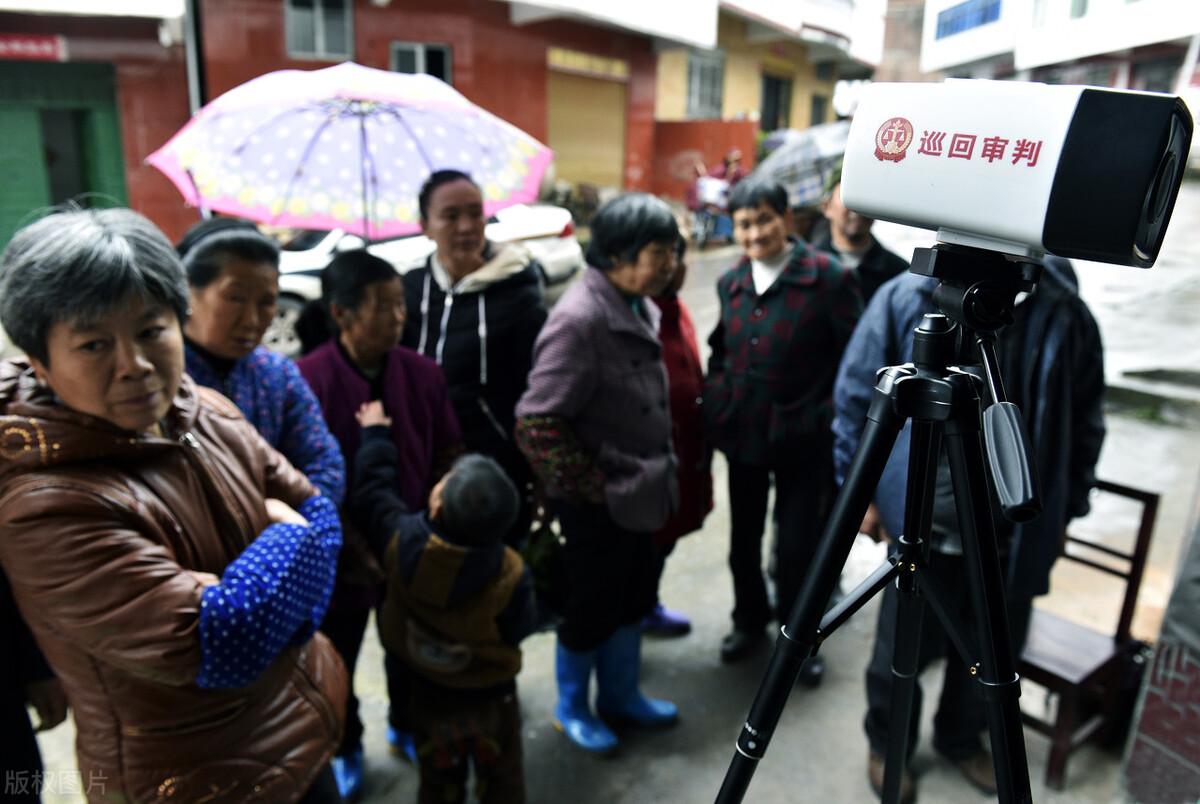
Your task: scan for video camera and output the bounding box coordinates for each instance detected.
[841,80,1193,267]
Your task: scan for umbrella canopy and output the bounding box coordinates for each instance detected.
[754,120,851,208]
[147,62,553,240]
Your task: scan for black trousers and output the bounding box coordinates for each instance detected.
[555,502,657,652]
[1,700,42,803]
[649,539,678,607]
[726,457,835,633]
[320,600,411,755]
[297,764,343,804]
[864,551,991,762]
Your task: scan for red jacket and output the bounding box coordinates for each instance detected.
[654,294,713,547]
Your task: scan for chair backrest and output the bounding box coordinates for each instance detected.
[1058,479,1159,644]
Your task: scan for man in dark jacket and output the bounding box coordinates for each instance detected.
[705,178,862,676]
[813,161,908,304]
[832,257,1105,801]
[352,400,536,804]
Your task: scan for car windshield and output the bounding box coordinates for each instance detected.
[281,229,331,251]
[281,229,427,251]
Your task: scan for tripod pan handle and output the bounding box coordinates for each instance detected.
[983,401,1042,523]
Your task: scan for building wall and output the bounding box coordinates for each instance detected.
[201,0,658,191]
[717,13,837,129]
[1015,0,1200,72]
[763,40,834,128]
[876,0,937,82]
[0,13,194,242]
[650,119,757,201]
[922,0,1200,77]
[655,48,688,120]
[719,14,760,120]
[112,53,194,241]
[921,0,1017,74]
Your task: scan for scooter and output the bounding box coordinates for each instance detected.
[691,176,732,249]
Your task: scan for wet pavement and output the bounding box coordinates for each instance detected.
[33,182,1200,803]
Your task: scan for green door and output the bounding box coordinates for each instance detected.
[0,61,127,246]
[0,105,49,245]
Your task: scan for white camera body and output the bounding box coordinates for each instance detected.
[841,80,1192,268]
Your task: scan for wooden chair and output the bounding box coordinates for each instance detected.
[1018,479,1158,790]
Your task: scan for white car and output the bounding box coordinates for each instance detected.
[267,203,584,356]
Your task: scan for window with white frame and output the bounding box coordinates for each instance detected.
[935,0,1001,39]
[286,0,353,60]
[391,42,453,85]
[687,50,724,120]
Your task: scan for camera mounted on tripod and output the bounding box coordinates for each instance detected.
[718,78,1193,804]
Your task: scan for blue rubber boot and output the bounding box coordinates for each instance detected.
[595,624,679,728]
[331,749,364,801]
[385,724,417,763]
[554,641,618,754]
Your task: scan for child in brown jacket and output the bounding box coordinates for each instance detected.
[352,401,537,804]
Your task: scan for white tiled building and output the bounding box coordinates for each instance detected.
[919,0,1200,163]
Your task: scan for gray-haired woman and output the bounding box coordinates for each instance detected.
[515,193,682,754]
[0,208,347,803]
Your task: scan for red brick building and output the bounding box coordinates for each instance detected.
[1,1,684,243]
[0,10,193,242]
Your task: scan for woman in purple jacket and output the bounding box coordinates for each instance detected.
[298,250,462,800]
[515,194,682,754]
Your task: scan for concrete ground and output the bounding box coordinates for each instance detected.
[34,182,1200,803]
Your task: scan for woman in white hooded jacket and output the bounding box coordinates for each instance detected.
[402,170,548,547]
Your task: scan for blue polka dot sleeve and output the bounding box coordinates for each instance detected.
[195,495,342,689]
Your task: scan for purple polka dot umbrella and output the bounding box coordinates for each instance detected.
[147,61,553,241]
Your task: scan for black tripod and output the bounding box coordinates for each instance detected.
[717,244,1044,804]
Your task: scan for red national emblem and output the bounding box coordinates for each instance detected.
[874,117,914,163]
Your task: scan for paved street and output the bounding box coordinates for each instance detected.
[34,183,1200,803]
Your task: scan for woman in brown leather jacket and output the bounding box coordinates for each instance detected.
[0,208,347,803]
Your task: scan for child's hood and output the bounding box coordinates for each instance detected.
[397,528,507,609]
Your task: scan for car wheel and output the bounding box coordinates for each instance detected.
[264,295,306,358]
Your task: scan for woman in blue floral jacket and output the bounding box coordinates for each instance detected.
[178,218,345,504]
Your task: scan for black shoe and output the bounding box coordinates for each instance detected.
[797,654,825,688]
[945,750,997,795]
[720,629,765,663]
[868,750,915,804]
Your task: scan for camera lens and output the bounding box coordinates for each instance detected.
[1147,152,1176,226]
[1135,109,1189,264]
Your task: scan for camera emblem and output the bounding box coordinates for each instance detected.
[874,117,915,163]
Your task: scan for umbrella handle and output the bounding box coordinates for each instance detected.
[185,168,212,219]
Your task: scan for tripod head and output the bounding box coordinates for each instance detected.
[909,244,1042,523]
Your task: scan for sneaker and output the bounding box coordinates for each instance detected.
[386,725,417,763]
[331,750,364,801]
[867,750,915,804]
[719,629,765,663]
[642,603,692,637]
[947,750,997,795]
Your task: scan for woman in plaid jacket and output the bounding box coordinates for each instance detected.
[704,178,862,679]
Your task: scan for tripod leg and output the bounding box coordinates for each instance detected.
[942,374,1032,804]
[880,419,941,804]
[716,380,907,804]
